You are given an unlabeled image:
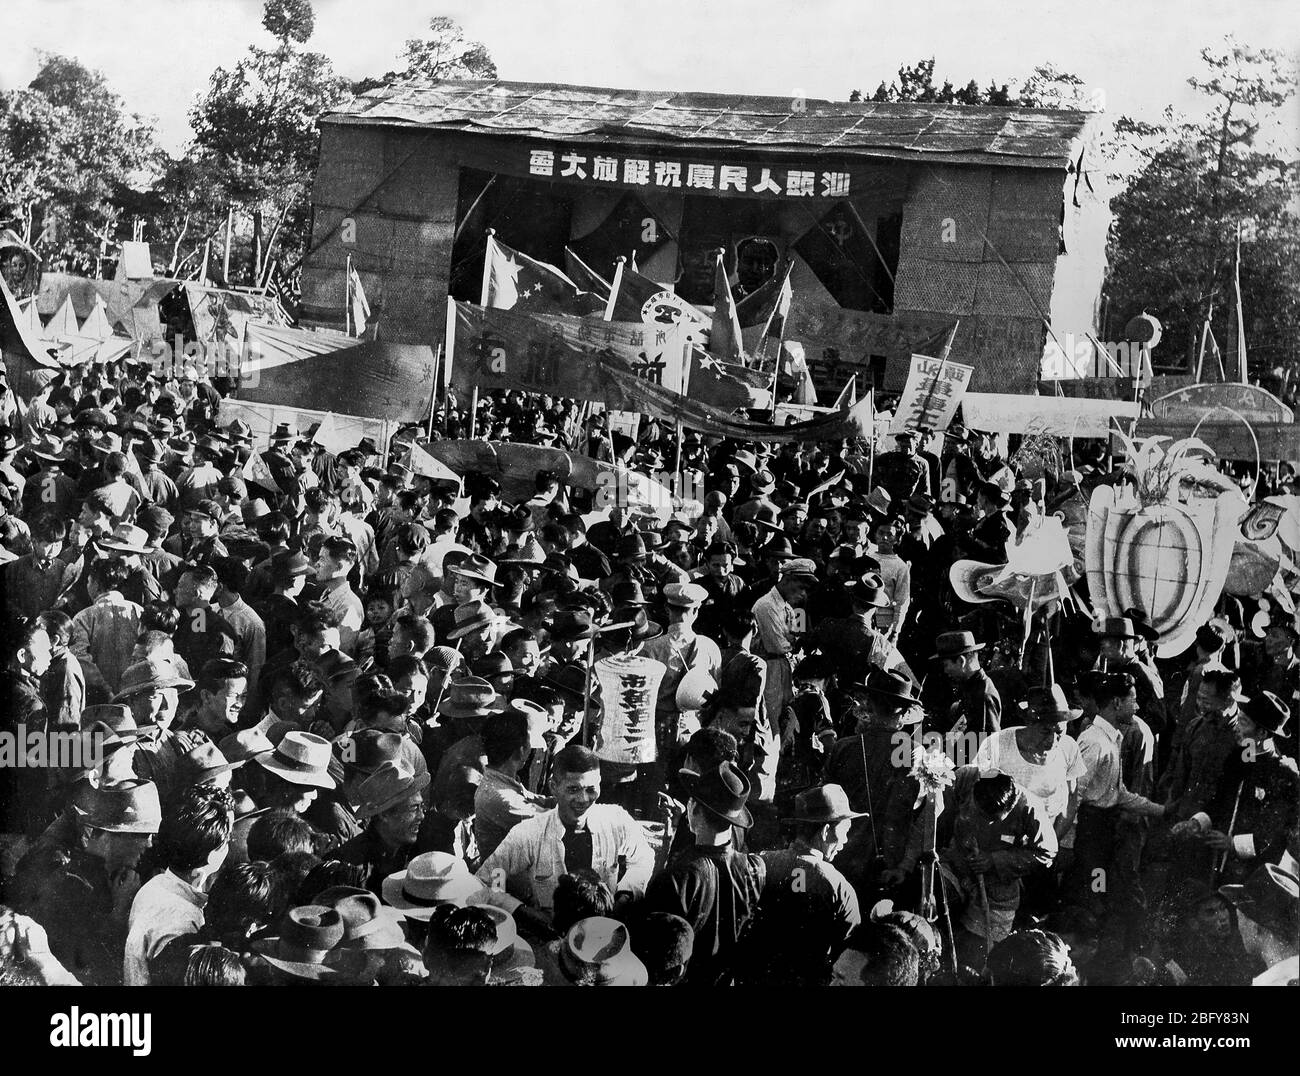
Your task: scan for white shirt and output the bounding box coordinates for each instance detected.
[1076,716,1162,815]
[1253,954,1298,986]
[976,728,1086,825]
[123,870,207,986]
[476,805,653,915]
[752,586,797,658]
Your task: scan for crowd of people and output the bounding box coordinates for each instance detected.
[0,357,1296,988]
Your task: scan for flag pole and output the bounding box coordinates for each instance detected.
[604,258,626,322]
[345,253,352,337]
[426,343,443,441]
[480,229,496,307]
[443,295,457,436]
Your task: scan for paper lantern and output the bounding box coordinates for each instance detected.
[593,654,666,765]
[1085,434,1246,658]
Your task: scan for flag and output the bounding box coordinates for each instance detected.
[735,261,793,330]
[47,295,78,337]
[242,448,283,494]
[1230,224,1248,385]
[753,261,794,364]
[80,295,113,341]
[563,246,611,301]
[793,201,888,311]
[482,233,598,315]
[709,251,745,364]
[408,442,462,483]
[833,375,857,409]
[347,261,371,336]
[311,412,354,455]
[265,264,301,324]
[567,191,671,281]
[604,259,708,328]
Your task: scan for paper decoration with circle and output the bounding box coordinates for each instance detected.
[1085,484,1243,659]
[593,654,666,765]
[948,560,1063,612]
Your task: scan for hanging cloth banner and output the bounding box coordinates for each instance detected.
[450,301,876,442]
[888,353,974,434]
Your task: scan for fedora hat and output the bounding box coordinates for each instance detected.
[504,698,553,750]
[609,578,650,606]
[270,422,296,445]
[546,609,596,642]
[225,419,254,444]
[79,702,154,744]
[931,630,986,661]
[270,549,313,578]
[112,659,195,702]
[906,493,935,516]
[314,888,416,955]
[333,730,407,786]
[447,599,502,641]
[599,604,663,647]
[1022,683,1082,722]
[353,759,431,819]
[174,739,236,787]
[544,663,588,701]
[750,469,776,495]
[74,779,162,834]
[470,652,514,681]
[616,533,648,561]
[846,573,890,609]
[454,554,499,587]
[96,523,151,555]
[863,669,922,716]
[1096,616,1139,639]
[499,543,546,566]
[750,504,783,535]
[663,517,695,540]
[558,917,648,986]
[133,438,163,464]
[760,536,797,561]
[731,450,758,475]
[255,730,336,789]
[1121,607,1161,642]
[1218,863,1299,938]
[539,552,579,581]
[382,852,483,919]
[436,676,506,720]
[217,727,275,765]
[254,905,370,981]
[29,433,68,464]
[1242,691,1291,739]
[680,760,753,829]
[786,783,869,824]
[865,487,892,518]
[663,582,709,609]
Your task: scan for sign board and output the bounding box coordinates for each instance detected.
[888,354,973,434]
[962,392,1139,437]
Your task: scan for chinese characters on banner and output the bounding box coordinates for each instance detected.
[527,148,851,199]
[593,655,666,765]
[889,354,974,434]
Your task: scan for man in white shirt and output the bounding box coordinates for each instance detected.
[477,743,653,936]
[1066,672,1165,959]
[124,784,235,985]
[751,558,817,731]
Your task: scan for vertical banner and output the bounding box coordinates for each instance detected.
[593,654,666,765]
[889,354,974,434]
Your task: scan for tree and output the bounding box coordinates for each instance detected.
[0,54,159,274]
[851,59,1058,107]
[1103,41,1298,376]
[352,16,497,95]
[188,0,350,286]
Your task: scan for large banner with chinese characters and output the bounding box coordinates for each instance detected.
[515,145,856,200]
[888,354,974,434]
[449,301,875,442]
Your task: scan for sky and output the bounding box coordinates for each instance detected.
[1,0,1297,157]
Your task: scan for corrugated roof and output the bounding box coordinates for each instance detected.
[324,80,1095,169]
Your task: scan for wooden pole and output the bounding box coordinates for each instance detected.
[221,208,233,283]
[468,386,479,439]
[345,253,352,337]
[426,343,443,441]
[672,419,684,499]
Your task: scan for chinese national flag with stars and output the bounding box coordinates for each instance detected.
[481,233,602,315]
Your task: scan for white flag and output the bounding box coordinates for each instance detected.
[241,449,282,494]
[347,262,371,336]
[408,442,461,483]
